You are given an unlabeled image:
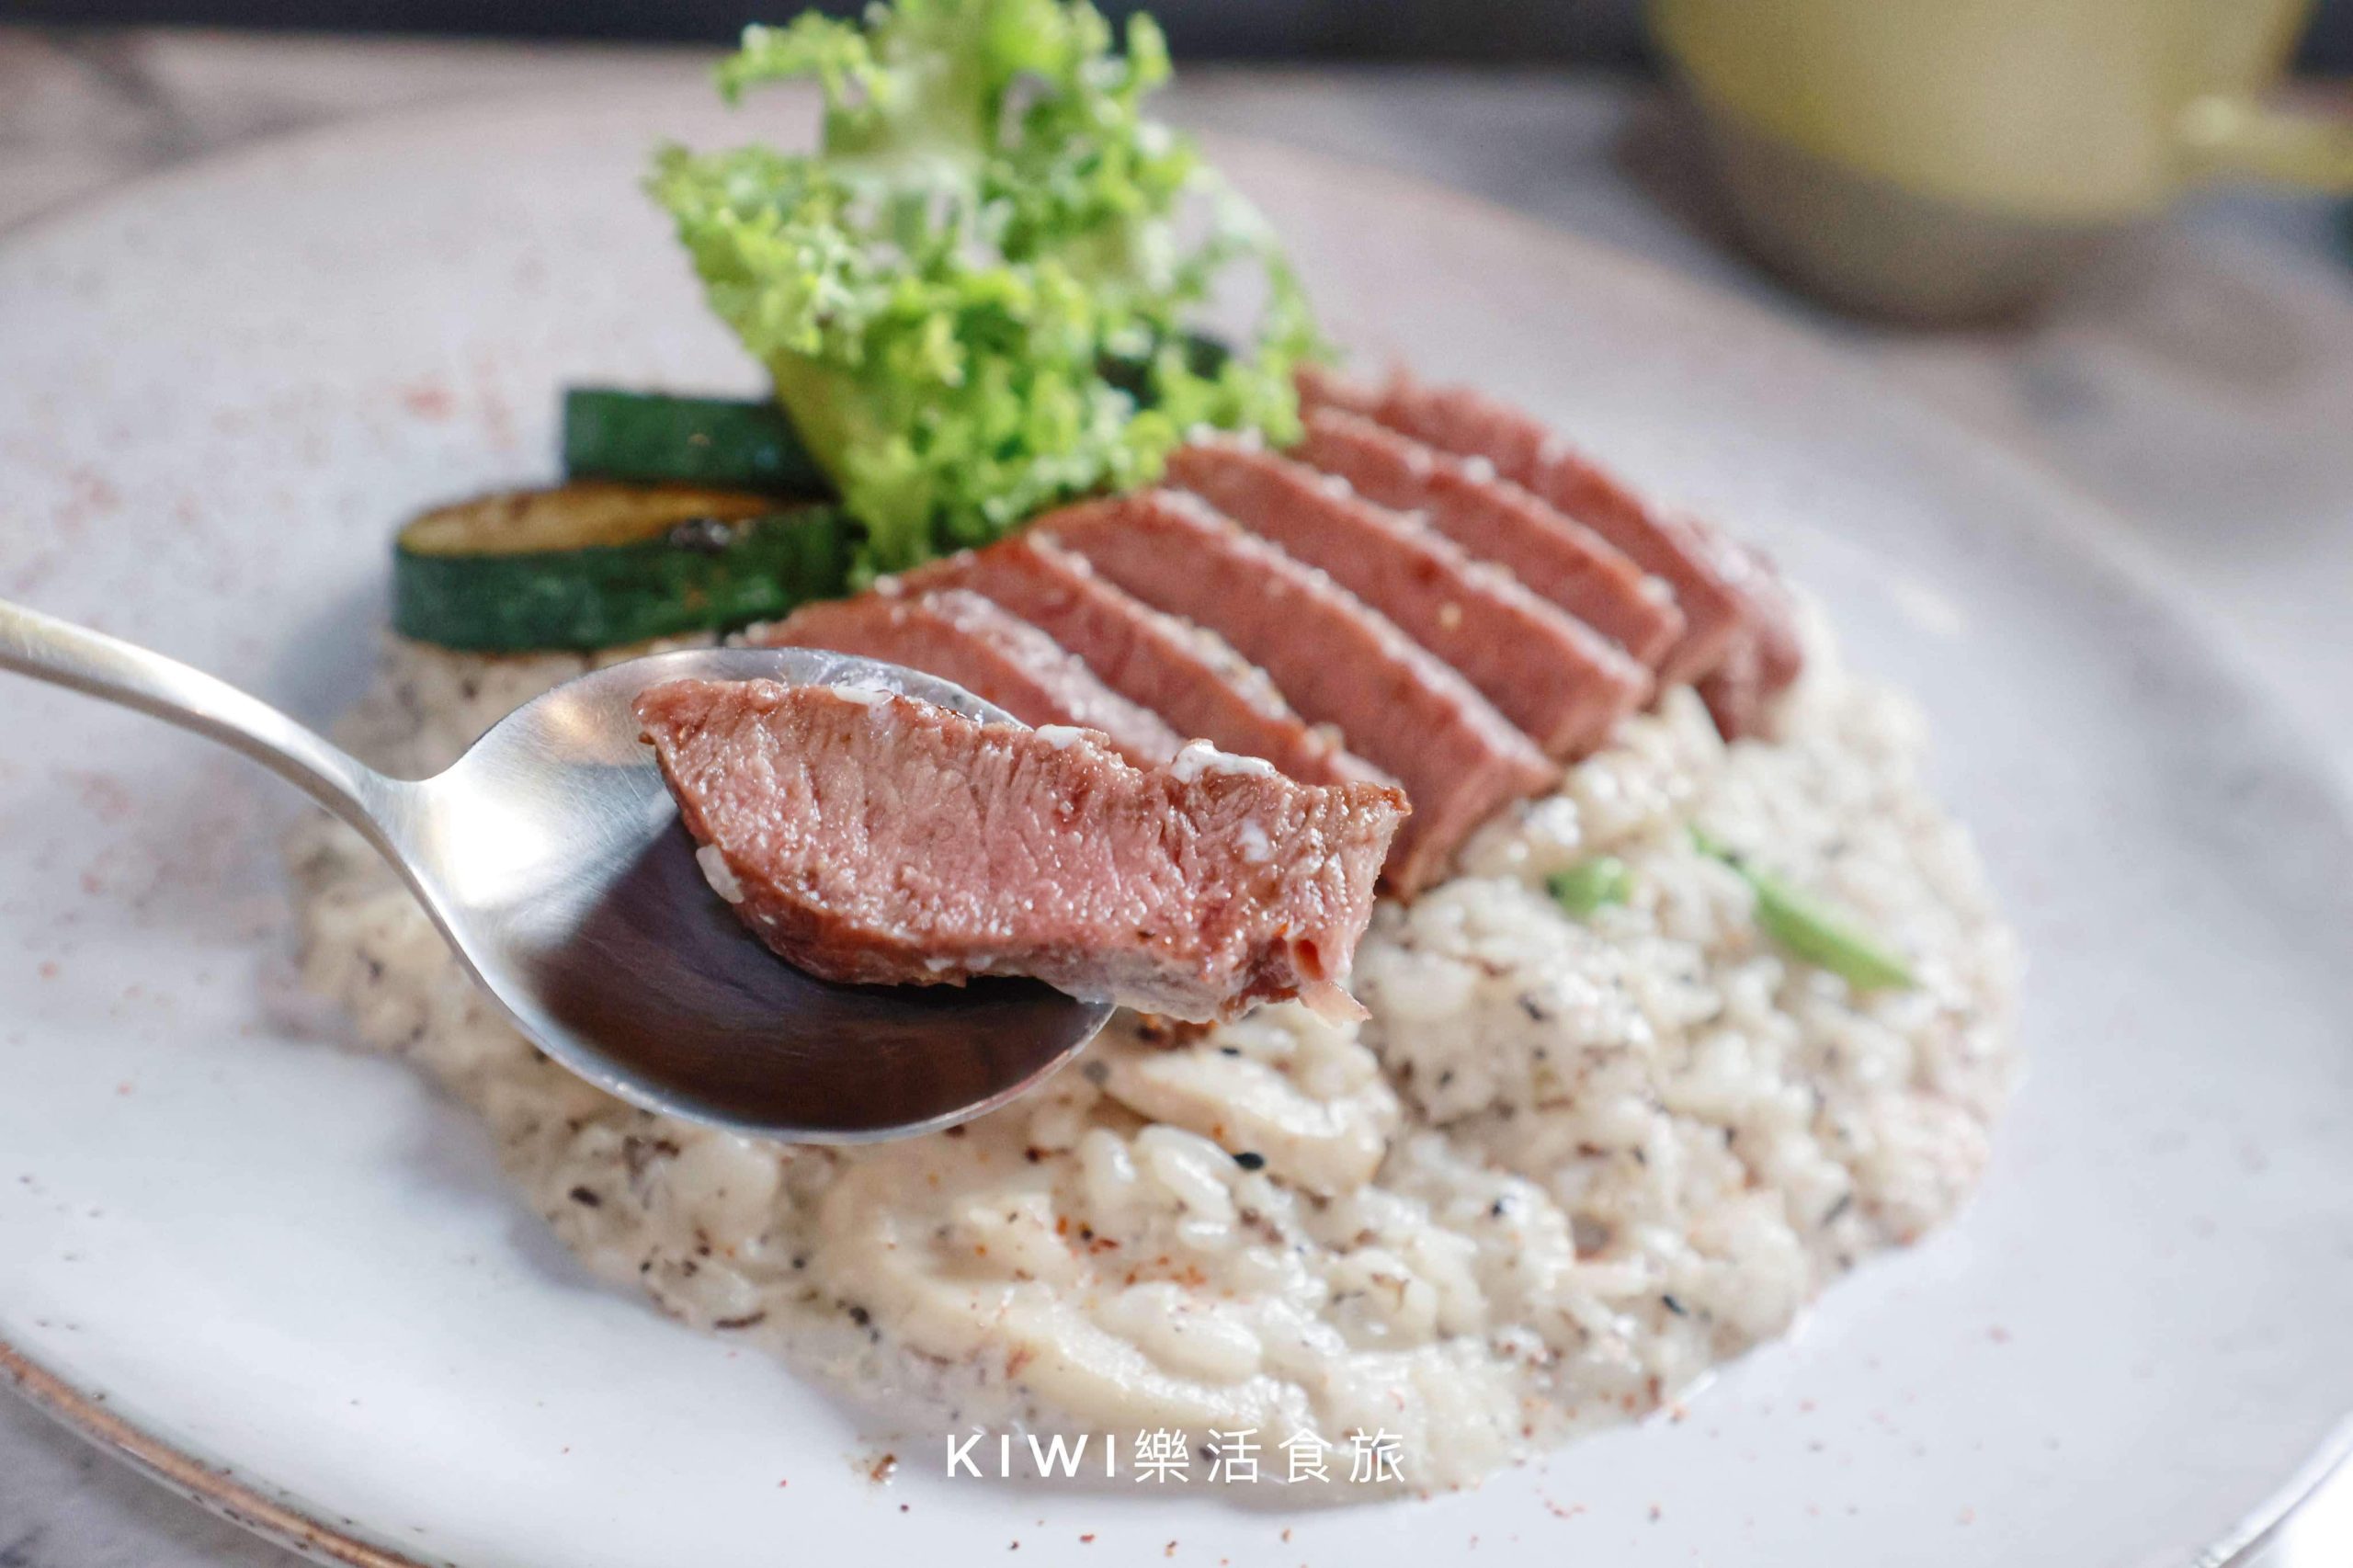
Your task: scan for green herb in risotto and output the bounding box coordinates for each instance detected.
[1692,827,1916,992]
[1546,857,1632,919]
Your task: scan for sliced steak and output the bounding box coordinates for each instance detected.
[1040,488,1557,892]
[900,530,1390,790]
[755,587,1184,768]
[1693,630,1766,743]
[1699,551,1804,741]
[1292,406,1686,671]
[1746,560,1804,692]
[1718,541,1806,689]
[1166,439,1648,759]
[1298,364,1750,688]
[634,678,1408,1023]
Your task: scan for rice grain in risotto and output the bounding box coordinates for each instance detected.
[285,610,2019,1491]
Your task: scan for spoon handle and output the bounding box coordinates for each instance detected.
[0,597,392,839]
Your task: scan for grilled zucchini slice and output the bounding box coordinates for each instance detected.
[393,483,854,652]
[561,388,830,495]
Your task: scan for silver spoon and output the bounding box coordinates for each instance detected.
[0,599,1112,1142]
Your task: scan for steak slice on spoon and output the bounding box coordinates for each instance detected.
[634,678,1407,1024]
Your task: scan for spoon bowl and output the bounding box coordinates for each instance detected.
[403,647,1115,1139]
[1,604,1113,1141]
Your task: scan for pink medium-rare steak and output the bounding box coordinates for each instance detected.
[632,678,1409,1023]
[1039,488,1556,892]
[1297,364,1753,689]
[754,587,1184,768]
[1746,563,1804,692]
[1165,439,1650,759]
[1695,631,1766,744]
[1291,406,1686,671]
[1716,541,1806,690]
[898,528,1392,790]
[1699,551,1806,741]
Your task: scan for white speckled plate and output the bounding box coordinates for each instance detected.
[4,83,2352,1568]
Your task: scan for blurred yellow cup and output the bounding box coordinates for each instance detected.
[1652,0,2353,321]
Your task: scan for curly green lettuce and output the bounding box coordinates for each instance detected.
[649,0,1324,575]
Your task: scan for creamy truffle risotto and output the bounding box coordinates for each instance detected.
[286,608,2018,1492]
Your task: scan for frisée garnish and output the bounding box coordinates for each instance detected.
[649,0,1323,578]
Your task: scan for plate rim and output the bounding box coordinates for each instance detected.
[3,80,2349,1568]
[2,1342,431,1568]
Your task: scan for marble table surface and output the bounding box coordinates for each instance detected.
[2,28,2349,1568]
